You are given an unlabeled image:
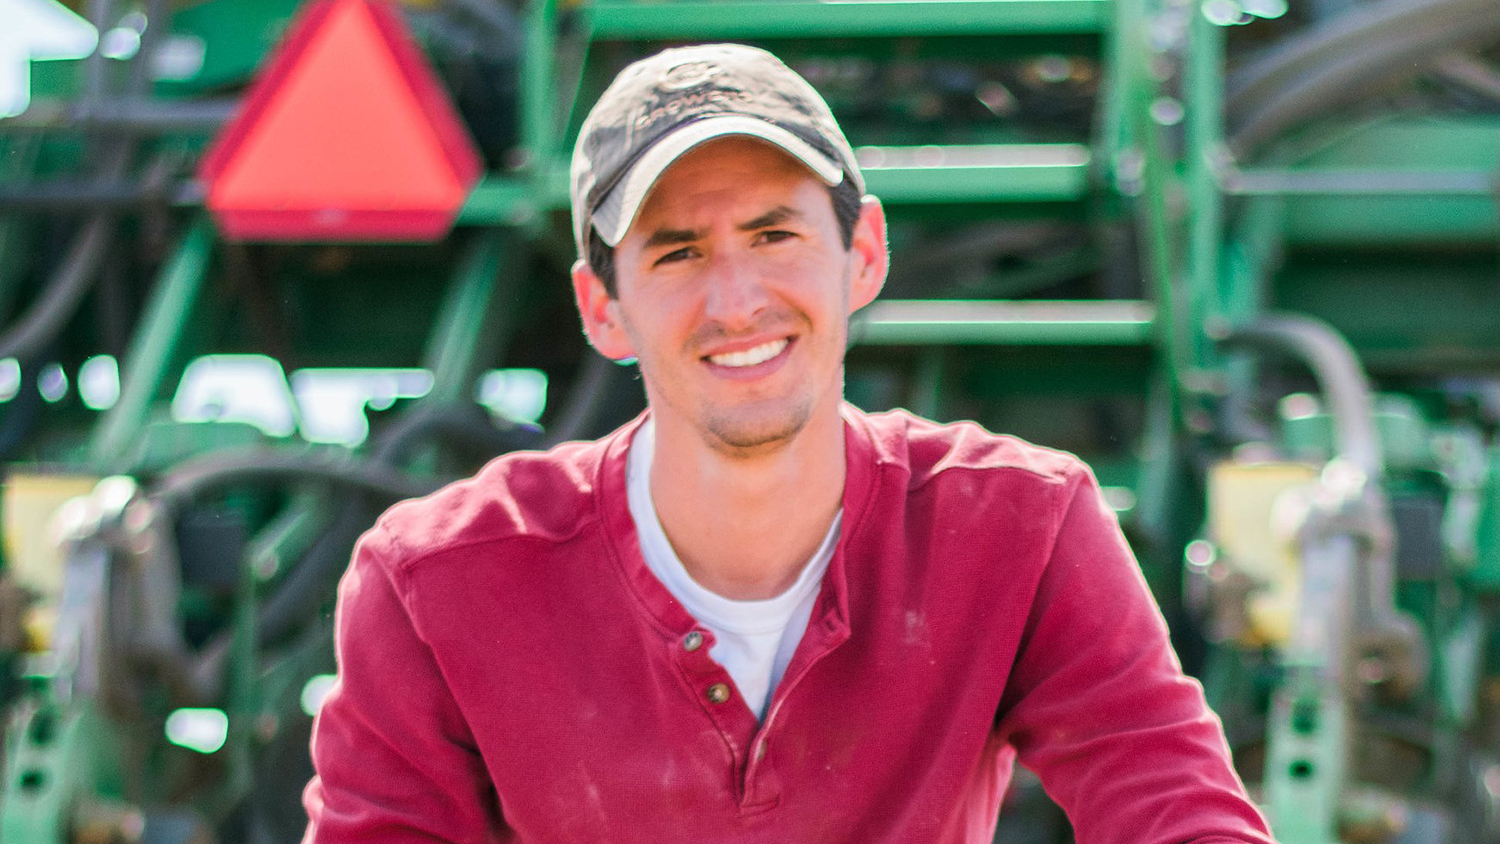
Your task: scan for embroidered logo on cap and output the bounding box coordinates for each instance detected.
[632,87,753,129]
[658,60,721,91]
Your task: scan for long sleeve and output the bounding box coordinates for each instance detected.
[995,466,1278,844]
[302,524,507,844]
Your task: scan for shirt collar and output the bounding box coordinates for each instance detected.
[595,405,879,640]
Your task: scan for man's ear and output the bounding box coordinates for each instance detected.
[847,196,889,313]
[571,259,635,360]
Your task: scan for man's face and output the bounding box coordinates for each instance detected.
[573,137,887,454]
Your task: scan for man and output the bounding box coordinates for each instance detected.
[303,43,1277,843]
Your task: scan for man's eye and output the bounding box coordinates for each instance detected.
[653,247,695,266]
[757,230,797,244]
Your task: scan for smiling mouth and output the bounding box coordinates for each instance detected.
[705,338,789,368]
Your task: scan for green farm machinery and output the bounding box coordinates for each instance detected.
[0,0,1497,840]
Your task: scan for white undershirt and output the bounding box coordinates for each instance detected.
[627,418,840,719]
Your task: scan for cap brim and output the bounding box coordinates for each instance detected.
[592,115,845,247]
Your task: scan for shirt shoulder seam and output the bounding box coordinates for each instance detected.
[385,511,603,581]
[906,452,1079,494]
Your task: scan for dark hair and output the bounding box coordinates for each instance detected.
[587,177,863,298]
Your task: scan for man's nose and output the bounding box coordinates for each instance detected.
[702,251,769,328]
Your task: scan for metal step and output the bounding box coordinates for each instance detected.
[458,143,1092,223]
[851,299,1156,345]
[583,0,1111,39]
[859,143,1091,203]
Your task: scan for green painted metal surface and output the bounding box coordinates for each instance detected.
[456,144,1092,224]
[2,0,1499,841]
[858,144,1092,202]
[852,299,1154,345]
[1264,685,1347,844]
[1472,447,1500,592]
[0,700,123,844]
[584,0,1112,38]
[161,0,306,92]
[1276,119,1500,246]
[458,168,571,223]
[88,217,216,473]
[422,230,518,404]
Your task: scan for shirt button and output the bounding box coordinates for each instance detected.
[683,632,704,652]
[706,683,731,704]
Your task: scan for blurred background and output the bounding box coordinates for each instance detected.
[0,0,1497,840]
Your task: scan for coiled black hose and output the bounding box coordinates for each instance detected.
[149,450,444,516]
[247,403,543,653]
[0,215,117,362]
[175,403,545,698]
[1227,0,1500,155]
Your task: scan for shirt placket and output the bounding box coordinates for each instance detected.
[672,627,770,809]
[671,602,852,814]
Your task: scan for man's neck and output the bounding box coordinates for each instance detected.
[648,406,845,601]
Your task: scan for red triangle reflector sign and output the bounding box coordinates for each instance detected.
[200,0,481,241]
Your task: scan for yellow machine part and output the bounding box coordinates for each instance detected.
[2,473,101,649]
[1208,460,1318,647]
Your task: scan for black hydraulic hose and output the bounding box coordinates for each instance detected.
[158,449,440,700]
[245,388,604,659]
[544,353,619,446]
[249,387,609,652]
[1216,313,1383,480]
[0,217,116,361]
[247,405,542,653]
[1436,53,1500,103]
[1226,0,1500,155]
[150,450,442,516]
[0,0,189,359]
[85,449,436,709]
[183,404,548,696]
[184,368,617,697]
[1227,0,1496,115]
[245,505,378,650]
[371,402,543,465]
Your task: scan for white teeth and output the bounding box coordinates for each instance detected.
[708,339,788,368]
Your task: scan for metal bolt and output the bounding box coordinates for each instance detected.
[1184,539,1218,569]
[1150,97,1185,127]
[1034,55,1072,84]
[1355,656,1389,685]
[255,713,279,743]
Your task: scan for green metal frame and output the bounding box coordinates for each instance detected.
[0,699,125,844]
[853,299,1155,346]
[4,0,1500,841]
[583,0,1111,39]
[88,217,217,473]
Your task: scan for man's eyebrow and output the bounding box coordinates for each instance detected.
[739,206,801,231]
[642,227,704,249]
[640,206,803,249]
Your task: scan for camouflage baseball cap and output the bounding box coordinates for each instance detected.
[570,43,865,258]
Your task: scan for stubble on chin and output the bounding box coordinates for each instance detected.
[699,398,814,455]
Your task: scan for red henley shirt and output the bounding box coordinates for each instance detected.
[303,407,1276,843]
